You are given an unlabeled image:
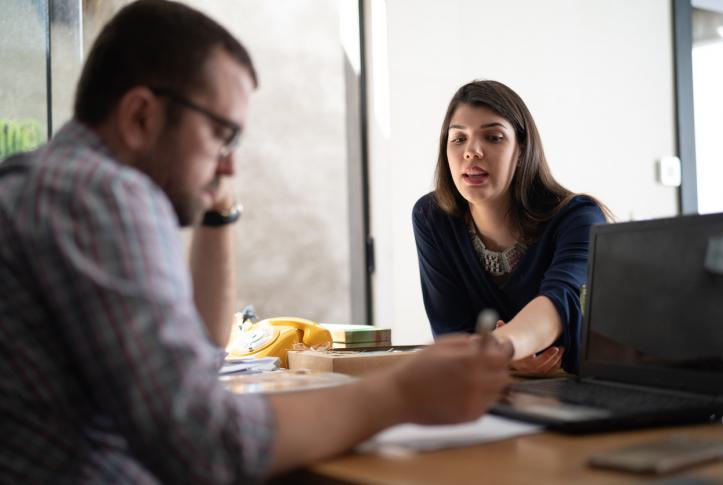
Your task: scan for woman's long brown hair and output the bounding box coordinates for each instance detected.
[434,80,610,241]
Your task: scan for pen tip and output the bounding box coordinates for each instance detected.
[476,308,499,334]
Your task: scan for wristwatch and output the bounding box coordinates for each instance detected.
[201,202,243,227]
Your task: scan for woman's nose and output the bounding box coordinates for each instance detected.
[464,142,483,160]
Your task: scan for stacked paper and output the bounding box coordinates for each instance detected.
[219,357,280,376]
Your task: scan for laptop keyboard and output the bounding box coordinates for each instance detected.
[509,379,711,414]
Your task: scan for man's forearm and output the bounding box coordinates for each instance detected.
[264,334,513,475]
[265,372,404,474]
[190,224,236,347]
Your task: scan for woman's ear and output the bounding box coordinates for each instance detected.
[115,86,165,152]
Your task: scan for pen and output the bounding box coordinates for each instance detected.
[476,308,499,336]
[477,308,515,359]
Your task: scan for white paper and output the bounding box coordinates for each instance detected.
[357,415,542,454]
[219,357,280,375]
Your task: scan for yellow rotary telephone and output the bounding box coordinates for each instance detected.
[225,316,332,367]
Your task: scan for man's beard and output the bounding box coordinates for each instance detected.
[132,132,221,227]
[171,177,220,227]
[172,196,204,227]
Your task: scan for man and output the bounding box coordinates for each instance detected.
[0,1,512,483]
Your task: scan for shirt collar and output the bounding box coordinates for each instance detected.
[51,119,115,159]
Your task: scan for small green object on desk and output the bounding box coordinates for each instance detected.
[320,323,392,344]
[202,202,242,227]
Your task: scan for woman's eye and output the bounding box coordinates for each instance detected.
[487,134,504,143]
[449,136,465,144]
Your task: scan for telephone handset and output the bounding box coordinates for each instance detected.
[225,316,332,367]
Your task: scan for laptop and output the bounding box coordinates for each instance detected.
[491,212,723,433]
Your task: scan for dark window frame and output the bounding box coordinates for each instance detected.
[673,0,699,214]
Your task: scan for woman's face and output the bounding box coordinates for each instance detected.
[446,103,519,210]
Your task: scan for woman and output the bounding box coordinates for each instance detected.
[412,80,608,374]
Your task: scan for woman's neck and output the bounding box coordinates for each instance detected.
[469,199,517,251]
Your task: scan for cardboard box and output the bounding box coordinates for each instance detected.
[287,348,420,377]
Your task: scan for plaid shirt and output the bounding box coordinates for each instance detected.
[0,121,274,484]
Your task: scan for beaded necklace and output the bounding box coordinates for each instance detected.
[467,219,527,276]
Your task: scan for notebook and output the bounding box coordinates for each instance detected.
[491,212,723,433]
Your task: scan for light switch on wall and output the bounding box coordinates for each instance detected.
[656,156,681,187]
[705,236,723,275]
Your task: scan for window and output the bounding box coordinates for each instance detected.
[674,0,723,214]
[691,3,723,214]
[0,0,50,158]
[1,0,368,326]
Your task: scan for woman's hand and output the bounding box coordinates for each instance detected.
[510,346,564,376]
[494,319,564,376]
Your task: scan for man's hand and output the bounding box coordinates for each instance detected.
[266,333,512,474]
[208,177,235,213]
[389,333,512,425]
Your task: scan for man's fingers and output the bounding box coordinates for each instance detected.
[496,338,514,361]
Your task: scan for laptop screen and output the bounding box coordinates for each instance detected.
[580,213,723,395]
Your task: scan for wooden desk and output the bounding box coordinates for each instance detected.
[285,422,723,484]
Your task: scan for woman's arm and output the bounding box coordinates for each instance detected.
[496,198,606,372]
[493,295,561,360]
[412,195,475,335]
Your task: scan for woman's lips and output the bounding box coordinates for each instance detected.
[462,171,489,186]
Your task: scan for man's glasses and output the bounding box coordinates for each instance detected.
[150,86,241,159]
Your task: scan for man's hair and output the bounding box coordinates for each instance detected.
[434,80,610,241]
[74,0,257,125]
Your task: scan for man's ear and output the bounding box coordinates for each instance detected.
[115,86,165,151]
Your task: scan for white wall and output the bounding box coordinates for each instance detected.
[366,0,678,344]
[183,1,354,323]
